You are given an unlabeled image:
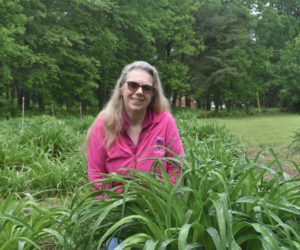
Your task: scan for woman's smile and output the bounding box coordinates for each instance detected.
[130,97,144,103]
[122,68,153,115]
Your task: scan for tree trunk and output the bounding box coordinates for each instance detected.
[205,98,211,111]
[226,100,232,112]
[11,84,15,107]
[16,82,23,109]
[66,103,71,113]
[196,98,201,109]
[245,97,250,114]
[172,91,178,107]
[214,97,220,113]
[186,97,191,108]
[98,82,107,109]
[38,95,44,112]
[166,41,172,56]
[165,84,172,100]
[25,94,30,109]
[178,95,182,108]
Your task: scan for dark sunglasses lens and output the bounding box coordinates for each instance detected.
[142,86,153,93]
[127,82,139,91]
[127,82,153,93]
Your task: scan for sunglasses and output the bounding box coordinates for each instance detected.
[125,81,155,94]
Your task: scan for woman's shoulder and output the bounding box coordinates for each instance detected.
[91,115,105,136]
[153,110,175,124]
[94,115,104,126]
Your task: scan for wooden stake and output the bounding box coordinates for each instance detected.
[80,102,82,121]
[21,97,24,133]
[256,91,261,113]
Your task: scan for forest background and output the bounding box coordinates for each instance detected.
[1,0,300,116]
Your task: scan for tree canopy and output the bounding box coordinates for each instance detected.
[0,0,300,114]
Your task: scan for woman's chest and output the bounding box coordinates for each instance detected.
[105,127,169,173]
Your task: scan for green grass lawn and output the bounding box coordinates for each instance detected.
[204,114,300,148]
[202,114,300,173]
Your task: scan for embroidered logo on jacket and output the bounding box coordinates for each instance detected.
[154,136,164,153]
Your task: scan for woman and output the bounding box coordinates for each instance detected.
[85,61,184,197]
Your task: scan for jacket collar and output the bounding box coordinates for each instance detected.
[123,108,154,131]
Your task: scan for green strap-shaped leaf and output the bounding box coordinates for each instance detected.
[42,228,64,247]
[252,223,280,250]
[206,226,222,250]
[178,223,192,250]
[0,213,34,232]
[115,233,153,250]
[0,236,41,250]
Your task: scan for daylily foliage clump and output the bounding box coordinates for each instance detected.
[0,114,299,249]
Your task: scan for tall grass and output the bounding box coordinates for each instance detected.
[0,114,299,249]
[0,116,88,196]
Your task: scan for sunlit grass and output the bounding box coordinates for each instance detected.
[200,113,300,173]
[204,114,300,148]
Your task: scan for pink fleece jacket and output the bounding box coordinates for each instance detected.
[88,109,184,195]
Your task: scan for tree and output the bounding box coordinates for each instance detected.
[0,0,31,110]
[254,2,300,107]
[279,33,300,111]
[21,0,103,111]
[1,0,299,114]
[142,0,198,103]
[189,1,253,112]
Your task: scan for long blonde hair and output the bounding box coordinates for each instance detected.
[83,61,170,151]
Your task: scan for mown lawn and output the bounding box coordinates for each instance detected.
[205,114,300,147]
[204,113,300,174]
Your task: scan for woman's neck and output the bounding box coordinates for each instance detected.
[126,109,147,127]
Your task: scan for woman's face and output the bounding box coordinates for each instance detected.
[122,68,154,116]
